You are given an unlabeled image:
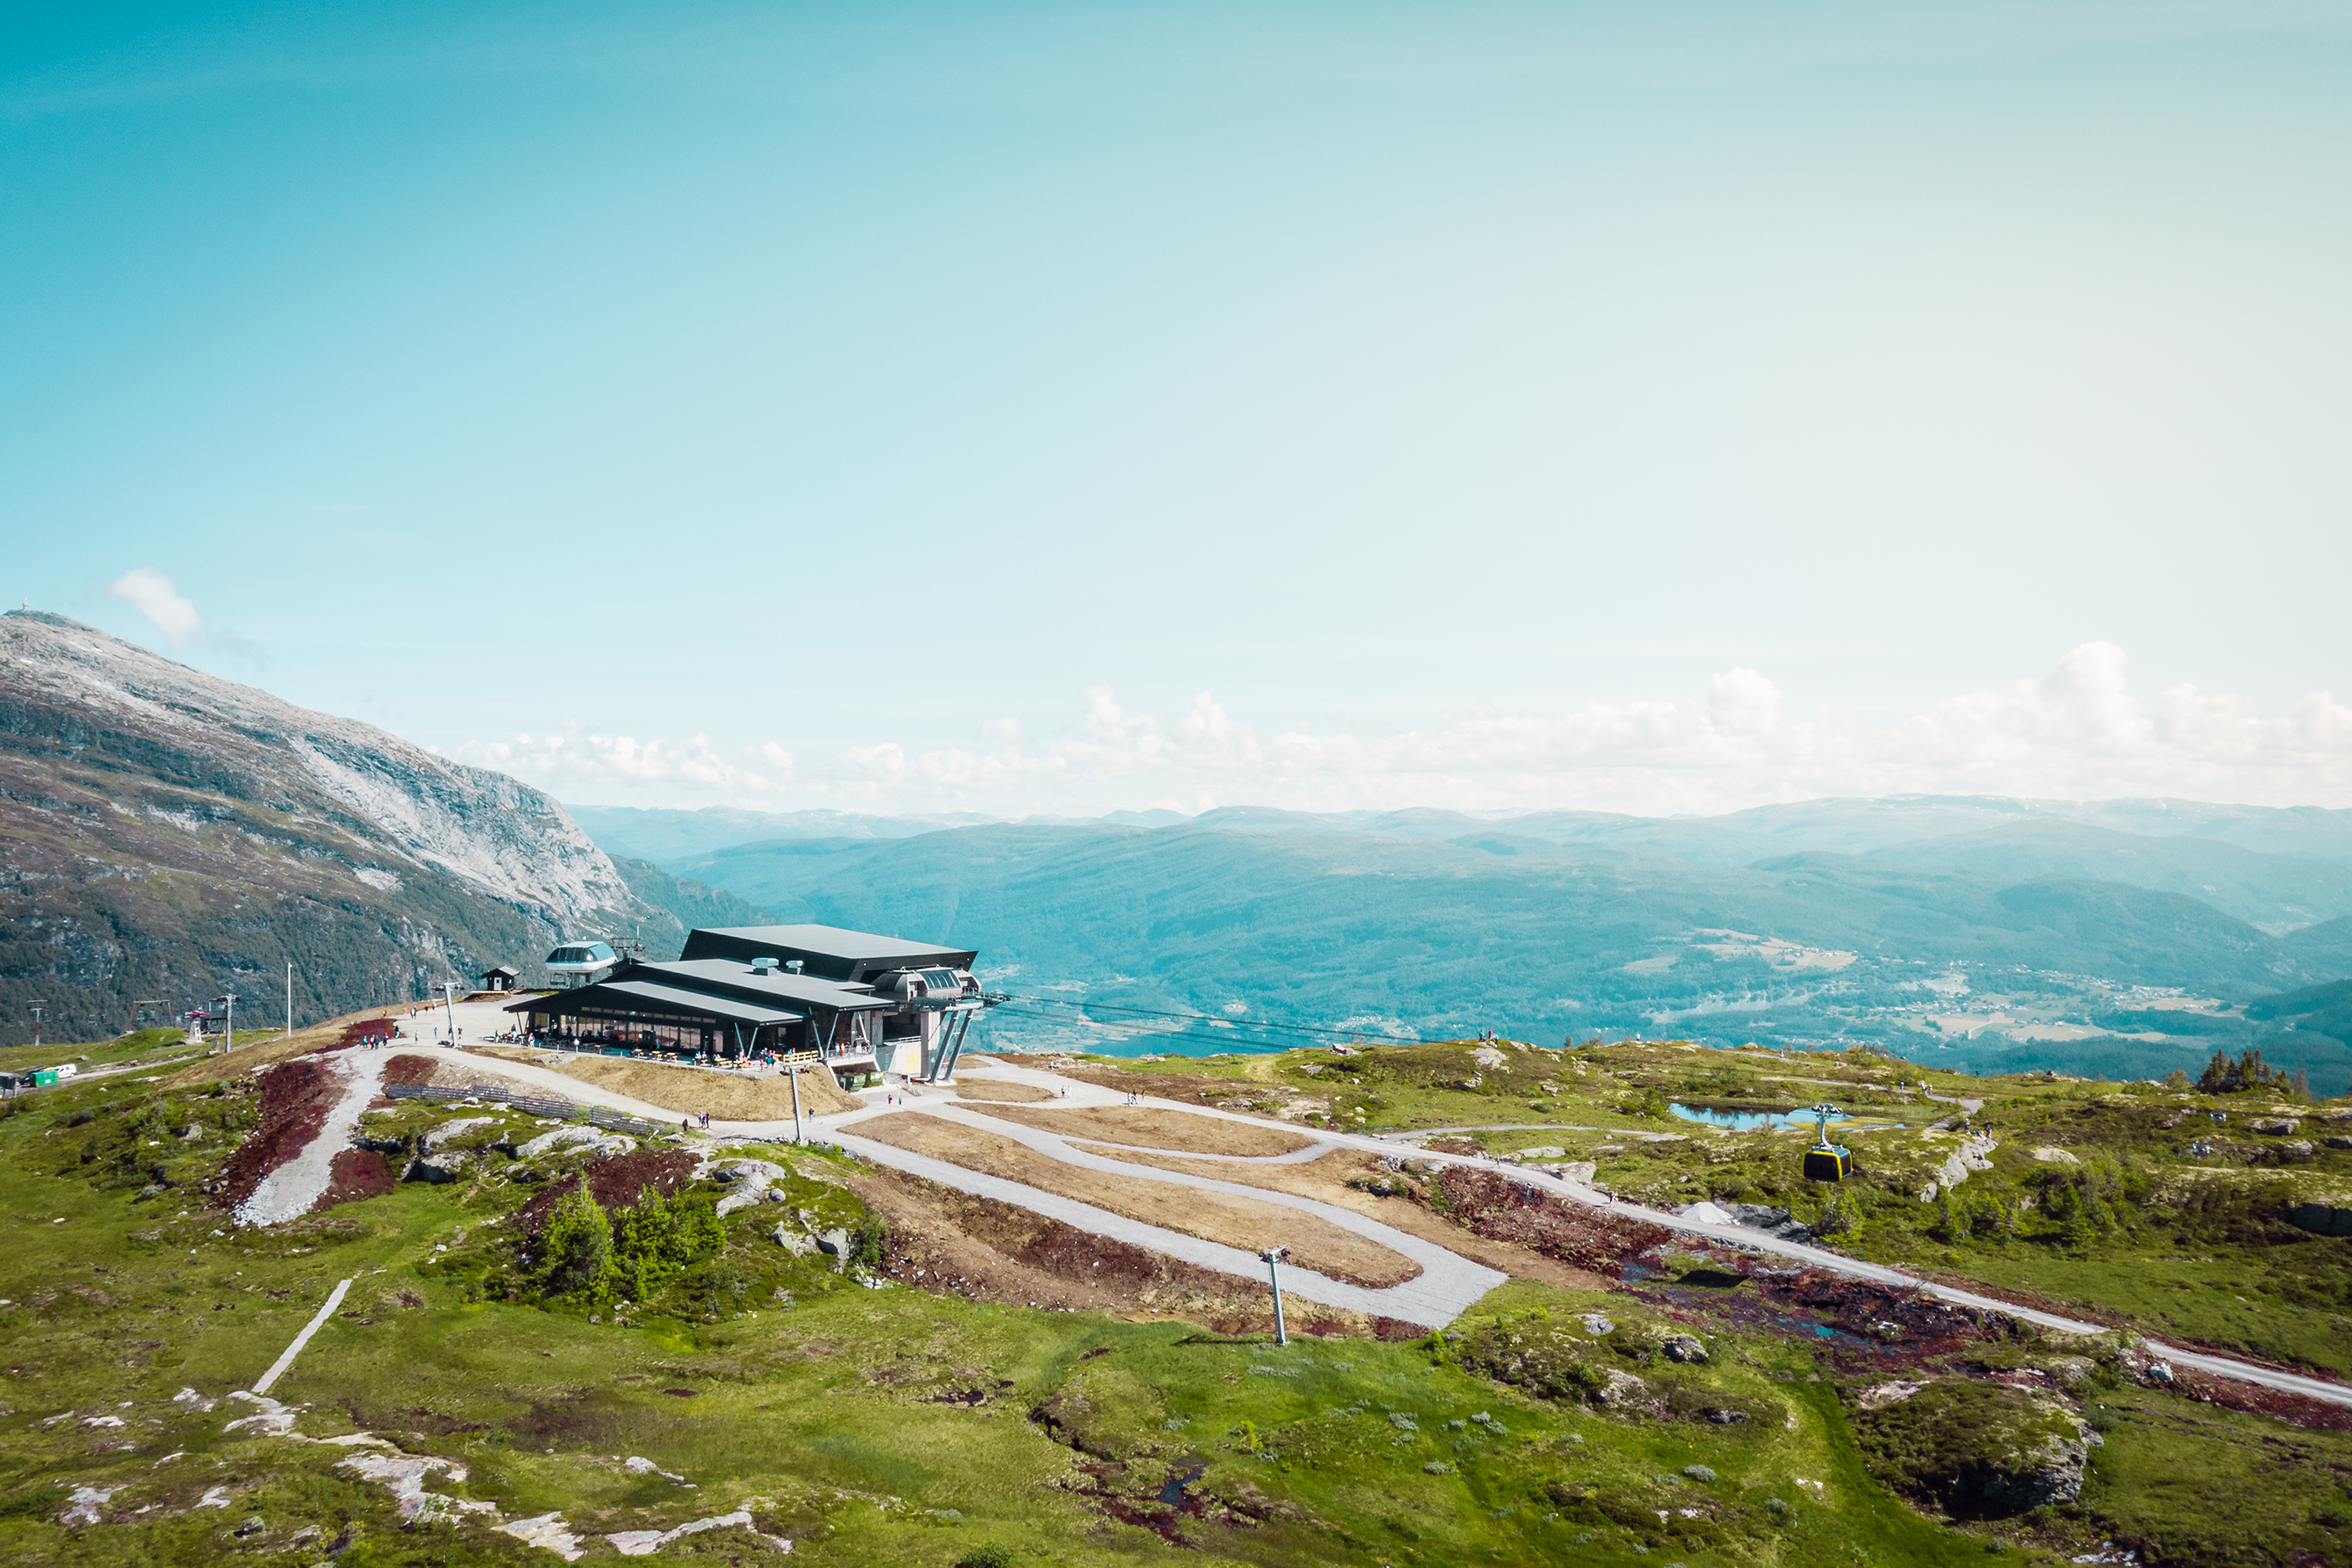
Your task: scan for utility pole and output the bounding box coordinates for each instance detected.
[1259,1245,1289,1347]
[217,993,240,1053]
[439,981,461,1044]
[788,1059,805,1144]
[284,963,294,1038]
[28,1002,45,1052]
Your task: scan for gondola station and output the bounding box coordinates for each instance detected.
[504,923,988,1085]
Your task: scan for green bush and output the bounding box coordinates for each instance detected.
[536,1183,615,1301]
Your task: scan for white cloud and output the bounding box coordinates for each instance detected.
[450,724,789,799]
[110,567,204,644]
[458,644,2352,815]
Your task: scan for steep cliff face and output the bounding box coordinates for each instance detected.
[0,611,662,1043]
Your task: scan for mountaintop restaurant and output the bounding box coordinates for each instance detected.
[505,923,986,1084]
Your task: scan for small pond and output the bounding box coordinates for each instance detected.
[1667,1102,1816,1131]
[1667,1102,1913,1132]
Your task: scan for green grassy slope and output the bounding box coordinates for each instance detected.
[3,1048,2348,1567]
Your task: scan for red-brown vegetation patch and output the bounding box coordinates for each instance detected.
[381,1054,436,1088]
[314,1147,396,1211]
[214,1059,339,1212]
[1423,1165,1673,1274]
[512,1149,699,1236]
[2158,1361,2352,1433]
[318,1020,396,1055]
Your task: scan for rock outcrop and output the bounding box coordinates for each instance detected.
[2282,1201,2352,1238]
[0,610,671,1040]
[1853,1377,2101,1517]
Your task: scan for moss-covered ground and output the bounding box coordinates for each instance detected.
[0,1047,2346,1566]
[1050,1039,2352,1376]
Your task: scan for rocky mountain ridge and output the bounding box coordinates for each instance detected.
[0,611,665,1043]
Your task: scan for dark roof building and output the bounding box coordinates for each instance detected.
[505,922,987,1083]
[479,963,521,992]
[679,924,978,984]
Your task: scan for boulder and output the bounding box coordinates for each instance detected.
[422,1116,500,1152]
[1854,1378,2101,1517]
[2248,1117,2300,1135]
[2275,1140,2316,1162]
[2282,1201,2352,1238]
[519,1126,609,1159]
[2030,1147,2080,1165]
[1678,1201,1735,1225]
[403,1151,470,1184]
[1728,1201,1810,1238]
[1918,1136,1999,1200]
[1661,1334,1707,1364]
[707,1158,788,1216]
[1579,1313,1615,1337]
[1511,1145,1567,1162]
[705,1157,786,1184]
[1591,1368,1652,1410]
[814,1228,856,1270]
[2043,1355,2097,1389]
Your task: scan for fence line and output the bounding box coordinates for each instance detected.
[384,1080,666,1138]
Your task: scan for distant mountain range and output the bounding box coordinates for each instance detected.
[575,798,2352,1092]
[0,613,760,1044]
[9,617,2348,1089]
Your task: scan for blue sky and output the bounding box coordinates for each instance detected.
[9,2,2352,816]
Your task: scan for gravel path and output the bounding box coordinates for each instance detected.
[905,1101,1502,1316]
[401,1048,2352,1409]
[1372,1122,1690,1143]
[828,1125,1505,1326]
[234,1052,394,1225]
[947,1062,2352,1411]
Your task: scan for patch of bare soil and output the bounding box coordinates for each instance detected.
[852,1113,1420,1289]
[947,1078,1056,1104]
[1092,1145,1614,1293]
[838,1164,1424,1341]
[968,1103,1314,1157]
[508,1054,862,1117]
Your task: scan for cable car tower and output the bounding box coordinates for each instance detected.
[1801,1101,1852,1183]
